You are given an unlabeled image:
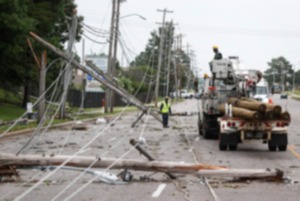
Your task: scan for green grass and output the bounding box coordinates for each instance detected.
[0,103,139,134]
[0,103,25,121]
[289,90,300,95]
[0,88,22,105]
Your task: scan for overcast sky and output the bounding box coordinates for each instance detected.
[75,0,300,75]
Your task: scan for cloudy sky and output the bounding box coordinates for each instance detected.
[75,0,300,75]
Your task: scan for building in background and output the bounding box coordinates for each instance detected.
[85,54,108,93]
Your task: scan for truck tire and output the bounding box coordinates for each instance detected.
[268,144,277,151]
[219,144,227,151]
[278,145,287,151]
[269,134,287,151]
[198,119,203,136]
[202,126,209,139]
[202,113,219,139]
[201,114,209,139]
[229,145,237,151]
[219,133,227,151]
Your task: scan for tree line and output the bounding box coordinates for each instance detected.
[0,0,83,107]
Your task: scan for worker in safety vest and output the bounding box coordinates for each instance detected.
[212,45,222,60]
[160,96,172,128]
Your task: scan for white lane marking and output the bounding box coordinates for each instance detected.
[152,183,167,198]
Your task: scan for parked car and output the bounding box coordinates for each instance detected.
[181,89,194,99]
[170,90,194,99]
[280,93,288,99]
[194,89,203,99]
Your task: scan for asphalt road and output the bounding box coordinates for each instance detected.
[0,94,299,201]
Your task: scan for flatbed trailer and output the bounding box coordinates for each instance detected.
[218,115,289,151]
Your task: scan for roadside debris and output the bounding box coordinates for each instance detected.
[72,121,88,130]
[95,118,107,124]
[0,165,20,182]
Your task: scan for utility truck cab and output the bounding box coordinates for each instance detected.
[253,79,272,103]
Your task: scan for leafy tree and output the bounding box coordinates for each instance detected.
[0,0,35,90]
[264,56,294,90]
[0,0,83,107]
[129,22,192,97]
[120,65,156,93]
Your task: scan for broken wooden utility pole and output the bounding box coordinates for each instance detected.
[0,153,283,180]
[29,32,162,123]
[131,112,145,128]
[154,8,173,107]
[26,38,46,123]
[38,51,47,123]
[130,139,176,179]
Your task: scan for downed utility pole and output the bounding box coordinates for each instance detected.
[130,139,176,179]
[86,60,151,127]
[0,153,283,179]
[29,32,162,123]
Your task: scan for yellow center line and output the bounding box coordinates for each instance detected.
[288,145,300,160]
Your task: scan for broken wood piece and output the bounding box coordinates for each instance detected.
[0,165,20,181]
[131,112,145,128]
[170,112,188,116]
[130,139,176,179]
[196,169,283,180]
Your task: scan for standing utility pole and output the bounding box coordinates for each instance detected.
[106,0,123,113]
[185,43,193,91]
[176,34,184,98]
[154,8,173,107]
[38,51,47,123]
[80,38,85,111]
[165,21,174,97]
[280,61,285,92]
[60,10,77,118]
[105,0,117,113]
[110,0,122,113]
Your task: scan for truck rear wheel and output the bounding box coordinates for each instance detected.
[219,144,227,151]
[202,113,219,139]
[229,145,237,151]
[219,133,227,151]
[197,114,203,136]
[278,145,287,151]
[268,134,288,152]
[268,144,277,151]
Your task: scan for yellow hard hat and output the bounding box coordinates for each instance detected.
[165,96,169,99]
[213,45,218,49]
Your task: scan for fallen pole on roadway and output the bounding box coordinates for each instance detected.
[130,139,176,179]
[0,153,283,179]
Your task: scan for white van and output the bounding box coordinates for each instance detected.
[253,79,272,103]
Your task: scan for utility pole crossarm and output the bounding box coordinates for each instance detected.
[157,9,174,13]
[29,32,162,123]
